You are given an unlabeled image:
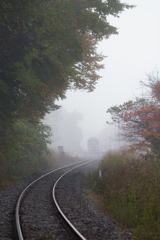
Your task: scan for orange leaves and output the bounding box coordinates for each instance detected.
[108,78,160,153]
[123,112,134,121]
[128,142,150,153]
[152,81,160,101]
[127,103,160,152]
[72,33,105,92]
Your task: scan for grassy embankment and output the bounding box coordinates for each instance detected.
[0,150,81,190]
[88,151,160,239]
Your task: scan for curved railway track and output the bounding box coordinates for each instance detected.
[15,160,96,240]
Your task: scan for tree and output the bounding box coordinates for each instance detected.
[0,0,134,127]
[71,33,105,91]
[107,73,160,154]
[0,118,52,180]
[0,0,134,177]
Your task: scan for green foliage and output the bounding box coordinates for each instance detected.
[0,0,134,127]
[0,119,52,187]
[0,0,134,187]
[88,152,160,239]
[42,233,53,239]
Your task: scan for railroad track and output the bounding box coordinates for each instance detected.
[15,159,96,240]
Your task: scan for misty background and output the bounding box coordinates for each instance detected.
[43,0,160,155]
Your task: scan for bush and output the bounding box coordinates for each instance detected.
[0,119,53,189]
[88,151,160,239]
[0,143,82,190]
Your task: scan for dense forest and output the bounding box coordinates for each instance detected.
[0,0,133,186]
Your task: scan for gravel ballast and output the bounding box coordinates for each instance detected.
[0,160,133,240]
[0,171,46,240]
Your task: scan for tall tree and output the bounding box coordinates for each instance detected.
[0,0,134,126]
[0,0,134,166]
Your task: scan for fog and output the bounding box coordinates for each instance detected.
[44,108,84,155]
[44,0,160,155]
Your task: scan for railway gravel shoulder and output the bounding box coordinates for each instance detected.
[20,169,75,240]
[55,162,133,240]
[0,170,50,240]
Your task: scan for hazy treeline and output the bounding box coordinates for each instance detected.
[44,109,84,155]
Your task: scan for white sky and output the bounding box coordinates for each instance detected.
[46,0,160,150]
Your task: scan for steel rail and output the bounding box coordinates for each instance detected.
[52,159,98,240]
[15,160,89,240]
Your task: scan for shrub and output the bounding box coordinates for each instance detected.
[88,151,160,239]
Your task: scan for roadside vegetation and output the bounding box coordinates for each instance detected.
[88,73,160,239]
[0,146,81,190]
[0,119,52,189]
[88,151,160,239]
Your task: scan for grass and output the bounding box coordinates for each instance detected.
[87,150,160,239]
[42,233,53,239]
